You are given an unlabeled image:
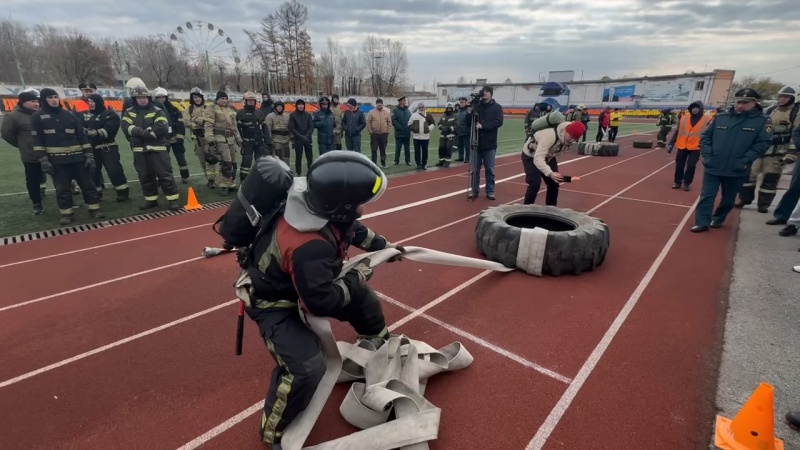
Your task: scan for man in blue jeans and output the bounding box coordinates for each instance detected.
[468,86,504,201]
[691,88,772,232]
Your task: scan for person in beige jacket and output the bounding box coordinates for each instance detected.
[367,98,391,168]
[408,102,435,170]
[521,121,585,206]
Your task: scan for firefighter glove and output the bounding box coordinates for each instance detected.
[347,258,374,285]
[386,243,406,263]
[40,159,55,175]
[84,154,96,171]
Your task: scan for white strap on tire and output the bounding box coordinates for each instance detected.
[280,246,513,450]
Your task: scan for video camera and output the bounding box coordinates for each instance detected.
[469,90,484,107]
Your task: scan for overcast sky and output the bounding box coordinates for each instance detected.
[4,0,799,90]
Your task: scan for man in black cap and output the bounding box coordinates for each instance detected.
[1,88,47,215]
[691,88,772,232]
[31,88,105,225]
[342,98,366,152]
[391,96,411,165]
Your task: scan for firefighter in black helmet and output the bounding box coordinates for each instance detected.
[241,150,404,449]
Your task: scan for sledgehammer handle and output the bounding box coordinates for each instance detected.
[235,301,245,356]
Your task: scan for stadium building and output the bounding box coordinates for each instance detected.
[435,69,736,115]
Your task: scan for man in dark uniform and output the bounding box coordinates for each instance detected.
[31,88,105,225]
[236,91,271,182]
[239,151,404,449]
[1,88,46,215]
[81,93,130,202]
[691,88,772,232]
[121,86,181,211]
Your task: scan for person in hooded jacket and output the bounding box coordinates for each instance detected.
[1,88,49,215]
[288,99,314,175]
[313,96,336,155]
[122,86,181,211]
[31,88,105,225]
[238,150,404,449]
[521,121,586,206]
[80,93,130,202]
[260,91,274,116]
[691,88,772,233]
[668,100,711,191]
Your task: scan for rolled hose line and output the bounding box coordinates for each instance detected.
[280,246,514,450]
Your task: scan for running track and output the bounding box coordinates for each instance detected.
[0,131,732,449]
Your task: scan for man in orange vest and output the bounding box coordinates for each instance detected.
[668,100,710,191]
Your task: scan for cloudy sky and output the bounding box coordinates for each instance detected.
[4,0,799,89]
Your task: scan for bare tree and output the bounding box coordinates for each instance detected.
[383,39,408,95]
[319,37,341,94]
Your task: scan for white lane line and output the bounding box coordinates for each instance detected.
[558,188,691,209]
[0,257,205,313]
[376,292,572,384]
[525,195,701,450]
[0,300,238,389]
[0,223,211,269]
[173,146,667,450]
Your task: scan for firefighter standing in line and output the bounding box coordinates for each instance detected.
[203,90,242,195]
[121,86,181,211]
[81,93,130,202]
[183,87,216,188]
[236,91,271,182]
[260,91,274,115]
[265,100,292,166]
[31,88,105,225]
[330,94,344,150]
[736,85,799,212]
[152,87,190,184]
[1,88,47,215]
[435,102,457,167]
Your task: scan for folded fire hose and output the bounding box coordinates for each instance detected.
[277,245,514,450]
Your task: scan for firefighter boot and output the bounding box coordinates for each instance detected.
[89,209,105,220]
[139,200,159,210]
[116,187,130,203]
[169,200,181,211]
[60,214,74,226]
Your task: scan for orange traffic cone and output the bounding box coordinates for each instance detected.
[714,382,784,450]
[184,186,202,211]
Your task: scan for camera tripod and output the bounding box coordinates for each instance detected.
[466,109,479,201]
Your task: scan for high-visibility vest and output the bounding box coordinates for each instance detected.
[674,114,710,150]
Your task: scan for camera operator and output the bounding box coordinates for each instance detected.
[468,85,504,200]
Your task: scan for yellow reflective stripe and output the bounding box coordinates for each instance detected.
[44,129,56,134]
[145,112,157,118]
[127,125,136,135]
[98,128,108,139]
[45,145,84,154]
[115,184,129,190]
[85,203,100,210]
[122,116,133,124]
[165,193,179,201]
[361,228,376,249]
[155,117,168,123]
[335,279,351,306]
[147,146,168,151]
[144,195,159,201]
[81,144,92,150]
[59,208,73,215]
[132,147,145,152]
[33,146,45,151]
[176,133,185,139]
[65,128,75,134]
[263,338,293,444]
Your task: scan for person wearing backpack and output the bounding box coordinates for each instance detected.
[735,85,799,213]
[227,151,405,449]
[520,121,586,206]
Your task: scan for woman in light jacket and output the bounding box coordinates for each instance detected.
[408,102,435,170]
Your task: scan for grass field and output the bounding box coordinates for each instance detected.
[0,116,658,237]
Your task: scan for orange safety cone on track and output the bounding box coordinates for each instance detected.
[714,382,784,450]
[184,186,203,211]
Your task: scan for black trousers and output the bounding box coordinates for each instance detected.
[438,137,454,161]
[53,161,101,215]
[169,140,190,180]
[293,139,313,176]
[394,137,411,164]
[23,162,45,205]
[246,288,387,444]
[674,149,700,186]
[370,133,388,164]
[522,153,559,205]
[93,145,129,192]
[240,141,257,182]
[413,139,429,167]
[608,126,619,142]
[133,151,179,201]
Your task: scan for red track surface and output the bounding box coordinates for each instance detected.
[0,131,732,450]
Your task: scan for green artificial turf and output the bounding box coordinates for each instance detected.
[0,116,657,238]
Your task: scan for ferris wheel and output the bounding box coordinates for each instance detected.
[169,20,242,89]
